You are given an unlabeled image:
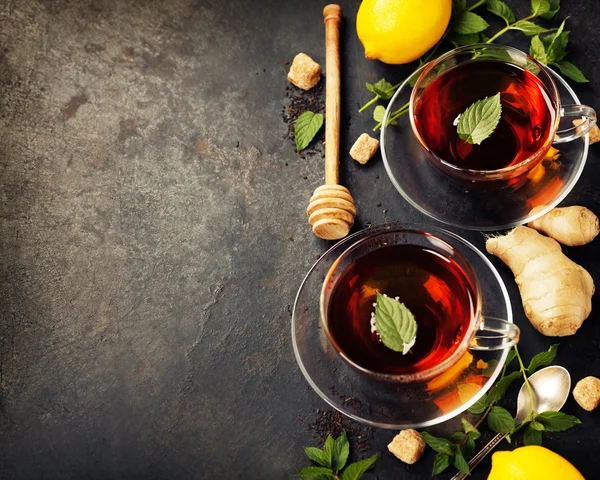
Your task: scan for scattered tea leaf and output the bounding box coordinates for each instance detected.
[303,447,331,468]
[487,406,515,434]
[453,11,489,34]
[487,0,516,25]
[421,432,455,456]
[530,35,548,64]
[294,466,335,480]
[295,111,324,151]
[340,454,378,480]
[366,79,395,101]
[523,424,543,446]
[527,344,559,375]
[512,19,552,36]
[556,61,589,83]
[332,433,350,472]
[432,452,452,476]
[457,93,502,145]
[374,292,417,353]
[536,411,582,432]
[453,449,470,475]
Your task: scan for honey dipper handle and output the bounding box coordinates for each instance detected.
[323,4,342,185]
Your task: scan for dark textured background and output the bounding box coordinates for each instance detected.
[0,0,599,478]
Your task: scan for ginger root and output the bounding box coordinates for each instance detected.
[486,226,594,337]
[528,206,599,246]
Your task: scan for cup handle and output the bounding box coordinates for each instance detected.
[553,104,597,144]
[469,317,520,351]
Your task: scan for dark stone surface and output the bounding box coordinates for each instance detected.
[0,0,598,478]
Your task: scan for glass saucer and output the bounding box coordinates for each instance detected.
[380,66,589,231]
[291,224,512,429]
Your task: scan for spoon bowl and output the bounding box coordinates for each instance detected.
[515,365,572,423]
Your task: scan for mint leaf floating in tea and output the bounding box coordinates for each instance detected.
[457,93,502,145]
[374,292,417,354]
[295,111,324,151]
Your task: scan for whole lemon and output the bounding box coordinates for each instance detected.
[488,446,585,480]
[356,0,452,64]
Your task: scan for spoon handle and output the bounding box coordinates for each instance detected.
[450,432,507,480]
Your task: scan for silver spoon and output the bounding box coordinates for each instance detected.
[451,365,571,480]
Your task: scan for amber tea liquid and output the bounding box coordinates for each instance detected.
[326,245,476,375]
[414,61,555,171]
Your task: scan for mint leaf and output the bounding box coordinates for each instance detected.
[295,111,324,151]
[486,0,516,24]
[340,454,378,480]
[457,93,502,145]
[461,434,476,460]
[531,0,551,16]
[530,35,548,64]
[540,0,560,19]
[468,393,489,414]
[452,0,467,14]
[555,61,589,83]
[294,466,335,480]
[487,406,515,434]
[374,292,417,353]
[462,418,480,440]
[432,452,452,476]
[332,433,350,472]
[530,421,545,431]
[537,411,582,432]
[453,449,470,475]
[322,435,335,468]
[504,349,517,368]
[303,447,331,468]
[523,423,543,445]
[453,11,489,34]
[486,371,522,405]
[366,79,394,101]
[373,105,386,123]
[448,31,480,46]
[512,20,552,36]
[527,344,559,375]
[450,432,465,443]
[544,30,569,63]
[420,432,455,456]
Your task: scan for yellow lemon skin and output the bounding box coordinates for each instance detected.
[488,446,585,480]
[356,0,452,64]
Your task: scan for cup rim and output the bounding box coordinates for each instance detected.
[409,43,562,178]
[319,224,484,384]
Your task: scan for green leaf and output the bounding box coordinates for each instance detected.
[544,31,570,63]
[373,105,386,123]
[461,434,476,460]
[432,452,452,476]
[527,344,559,375]
[512,20,552,36]
[420,432,455,456]
[530,421,545,431]
[468,393,489,414]
[340,454,378,480]
[294,466,335,480]
[295,111,324,151]
[530,35,548,64]
[457,93,502,145]
[486,371,521,405]
[486,0,516,24]
[303,447,331,468]
[332,432,350,472]
[536,411,582,432]
[504,349,517,368]
[452,0,467,14]
[448,31,480,46]
[531,0,551,17]
[555,61,589,83]
[523,424,543,446]
[462,418,481,440]
[450,432,466,443]
[453,449,470,475]
[366,78,395,101]
[322,435,335,468]
[540,0,560,19]
[487,406,515,434]
[452,11,489,34]
[374,292,417,353]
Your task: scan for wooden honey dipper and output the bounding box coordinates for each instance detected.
[306,4,356,240]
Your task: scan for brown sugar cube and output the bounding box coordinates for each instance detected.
[350,133,379,165]
[387,429,425,465]
[573,119,600,144]
[573,376,600,411]
[287,53,321,91]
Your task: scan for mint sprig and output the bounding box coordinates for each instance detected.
[374,292,417,353]
[295,433,377,480]
[457,93,502,145]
